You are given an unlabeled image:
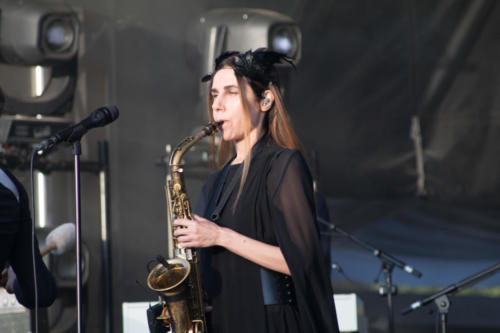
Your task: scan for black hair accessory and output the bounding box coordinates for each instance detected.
[201,48,294,87]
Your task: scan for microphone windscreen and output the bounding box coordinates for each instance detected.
[45,223,76,255]
[95,105,119,126]
[103,104,119,122]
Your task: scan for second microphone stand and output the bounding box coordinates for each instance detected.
[318,217,422,333]
[401,262,500,333]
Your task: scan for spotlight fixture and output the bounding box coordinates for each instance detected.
[0,2,79,65]
[42,15,79,56]
[0,2,79,117]
[269,24,301,60]
[198,8,302,76]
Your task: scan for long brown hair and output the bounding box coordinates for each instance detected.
[206,52,301,205]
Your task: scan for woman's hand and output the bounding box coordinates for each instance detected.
[173,214,222,248]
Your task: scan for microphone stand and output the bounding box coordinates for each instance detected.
[33,106,118,333]
[34,140,111,333]
[401,262,500,333]
[318,217,422,333]
[72,141,84,333]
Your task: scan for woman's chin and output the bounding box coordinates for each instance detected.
[222,132,236,141]
[222,131,246,143]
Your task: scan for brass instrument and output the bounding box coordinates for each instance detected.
[147,122,221,333]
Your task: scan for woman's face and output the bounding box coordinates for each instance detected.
[211,68,264,142]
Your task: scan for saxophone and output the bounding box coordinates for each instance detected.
[147,122,221,333]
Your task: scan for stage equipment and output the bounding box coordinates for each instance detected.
[334,294,368,333]
[0,115,71,145]
[98,140,113,333]
[35,105,119,153]
[31,106,119,333]
[318,217,422,333]
[198,8,301,79]
[124,294,368,333]
[146,122,221,333]
[0,2,78,64]
[401,262,500,333]
[193,8,301,117]
[0,1,79,116]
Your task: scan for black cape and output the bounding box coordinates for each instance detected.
[195,140,340,333]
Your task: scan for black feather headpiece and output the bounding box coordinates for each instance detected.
[201,48,294,88]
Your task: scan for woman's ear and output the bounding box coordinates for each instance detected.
[260,90,275,112]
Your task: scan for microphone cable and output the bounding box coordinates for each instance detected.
[29,149,39,333]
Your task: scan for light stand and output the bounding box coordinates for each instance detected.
[318,217,422,333]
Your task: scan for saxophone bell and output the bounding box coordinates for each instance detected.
[147,258,192,332]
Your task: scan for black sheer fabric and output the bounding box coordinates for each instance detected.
[195,139,339,333]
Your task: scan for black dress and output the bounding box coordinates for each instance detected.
[195,139,340,333]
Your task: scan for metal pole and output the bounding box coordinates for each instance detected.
[99,141,112,333]
[73,141,83,333]
[384,264,395,333]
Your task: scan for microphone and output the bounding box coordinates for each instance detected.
[41,223,76,256]
[35,105,119,152]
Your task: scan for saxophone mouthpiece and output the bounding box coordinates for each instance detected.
[215,121,223,132]
[201,121,222,137]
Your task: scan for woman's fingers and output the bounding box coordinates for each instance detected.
[173,218,191,227]
[172,216,220,248]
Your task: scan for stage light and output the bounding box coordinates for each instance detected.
[0,2,79,65]
[269,24,301,59]
[0,1,79,117]
[42,16,78,54]
[198,8,302,77]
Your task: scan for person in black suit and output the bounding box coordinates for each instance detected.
[0,167,57,308]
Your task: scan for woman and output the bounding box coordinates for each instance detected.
[174,49,339,333]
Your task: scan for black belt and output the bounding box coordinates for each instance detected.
[260,267,296,305]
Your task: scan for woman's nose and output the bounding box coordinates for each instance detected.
[213,96,223,111]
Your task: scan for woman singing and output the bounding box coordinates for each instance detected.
[173,49,339,333]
